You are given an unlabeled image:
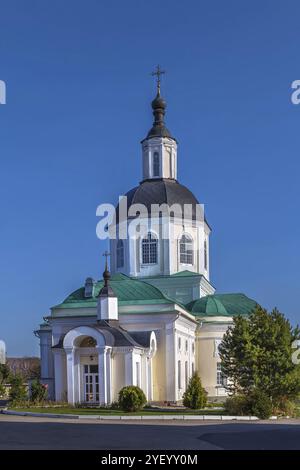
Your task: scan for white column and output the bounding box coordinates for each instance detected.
[106,347,112,404]
[141,355,148,400]
[148,356,153,401]
[98,347,107,405]
[73,348,80,404]
[65,347,75,404]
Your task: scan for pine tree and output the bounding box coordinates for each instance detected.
[219,305,300,405]
[9,374,27,403]
[183,372,207,409]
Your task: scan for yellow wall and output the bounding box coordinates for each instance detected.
[112,353,125,402]
[152,330,166,401]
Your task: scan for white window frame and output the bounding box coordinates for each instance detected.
[179,234,194,265]
[216,363,226,387]
[141,232,158,265]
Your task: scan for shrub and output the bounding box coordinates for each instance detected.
[248,389,272,419]
[224,395,251,416]
[30,379,48,402]
[0,363,11,385]
[9,374,27,404]
[272,397,297,417]
[0,384,6,397]
[224,390,273,419]
[183,372,207,409]
[118,386,147,412]
[110,401,120,410]
[9,400,71,409]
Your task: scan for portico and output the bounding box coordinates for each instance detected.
[52,323,157,405]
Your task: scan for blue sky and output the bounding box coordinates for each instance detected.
[0,0,299,356]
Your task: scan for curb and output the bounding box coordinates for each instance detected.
[1,409,278,421]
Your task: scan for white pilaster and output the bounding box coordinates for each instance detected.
[53,350,65,402]
[125,350,133,386]
[165,323,176,402]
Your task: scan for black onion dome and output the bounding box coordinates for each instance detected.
[152,94,166,109]
[144,91,175,140]
[116,179,202,222]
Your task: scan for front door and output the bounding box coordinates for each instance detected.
[83,364,99,403]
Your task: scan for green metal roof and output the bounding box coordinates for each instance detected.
[186,293,258,318]
[52,273,173,310]
[170,270,201,278]
[138,270,202,280]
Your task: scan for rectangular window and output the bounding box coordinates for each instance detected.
[217,363,226,387]
[90,365,99,374]
[153,152,160,177]
[185,361,188,390]
[142,233,157,264]
[178,360,181,389]
[179,236,193,265]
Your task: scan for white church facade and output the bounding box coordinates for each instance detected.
[36,73,257,404]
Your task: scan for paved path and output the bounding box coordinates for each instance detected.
[1,415,300,450]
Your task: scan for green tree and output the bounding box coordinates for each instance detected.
[0,363,11,385]
[219,305,300,406]
[9,374,27,403]
[183,372,207,409]
[0,363,11,396]
[30,379,48,402]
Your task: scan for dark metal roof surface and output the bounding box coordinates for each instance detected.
[117,179,201,221]
[52,321,148,349]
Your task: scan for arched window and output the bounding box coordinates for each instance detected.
[179,234,193,265]
[153,152,160,177]
[116,239,124,268]
[204,239,208,270]
[142,232,158,264]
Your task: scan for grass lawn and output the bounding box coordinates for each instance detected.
[11,407,225,416]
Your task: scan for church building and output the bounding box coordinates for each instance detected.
[36,70,258,404]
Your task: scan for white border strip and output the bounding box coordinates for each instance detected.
[1,409,278,421]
